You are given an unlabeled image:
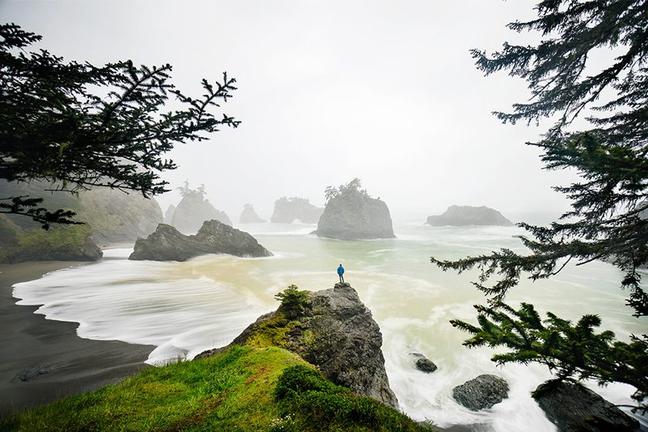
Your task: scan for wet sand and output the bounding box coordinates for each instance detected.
[0,261,154,417]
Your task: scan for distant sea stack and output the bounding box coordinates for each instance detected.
[171,183,232,233]
[163,204,176,224]
[270,197,323,224]
[315,178,395,240]
[426,205,513,226]
[129,219,272,261]
[239,204,266,224]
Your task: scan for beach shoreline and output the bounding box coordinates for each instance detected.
[0,261,155,417]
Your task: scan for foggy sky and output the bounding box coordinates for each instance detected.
[2,0,577,223]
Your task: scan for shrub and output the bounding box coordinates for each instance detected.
[274,285,311,319]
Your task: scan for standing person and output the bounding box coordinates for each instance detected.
[337,264,345,284]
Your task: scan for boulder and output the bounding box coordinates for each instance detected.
[315,179,394,240]
[239,203,266,224]
[198,282,399,408]
[426,205,513,226]
[533,380,640,432]
[270,197,323,224]
[129,219,272,261]
[411,353,437,373]
[452,374,509,411]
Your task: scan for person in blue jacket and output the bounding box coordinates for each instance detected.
[337,264,345,283]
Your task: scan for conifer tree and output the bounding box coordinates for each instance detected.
[1,23,239,228]
[431,0,648,411]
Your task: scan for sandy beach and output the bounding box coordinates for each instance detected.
[0,261,154,417]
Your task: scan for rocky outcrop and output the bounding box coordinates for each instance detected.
[270,197,323,224]
[129,219,272,261]
[452,374,509,411]
[411,353,437,373]
[533,380,640,432]
[198,282,399,408]
[426,205,513,227]
[315,179,394,240]
[239,204,266,224]
[171,188,231,233]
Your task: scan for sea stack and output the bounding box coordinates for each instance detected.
[270,197,323,224]
[171,183,231,233]
[239,204,266,224]
[315,178,394,240]
[426,205,513,226]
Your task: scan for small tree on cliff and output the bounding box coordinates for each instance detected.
[0,23,239,229]
[431,0,648,411]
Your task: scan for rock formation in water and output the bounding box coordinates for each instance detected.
[426,205,513,226]
[0,215,102,263]
[410,353,437,373]
[163,204,176,224]
[452,374,509,411]
[129,219,272,261]
[0,179,163,244]
[239,203,266,224]
[270,197,323,224]
[171,183,231,233]
[533,380,639,432]
[197,282,398,408]
[315,178,395,240]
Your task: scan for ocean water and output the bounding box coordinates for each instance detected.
[12,223,647,431]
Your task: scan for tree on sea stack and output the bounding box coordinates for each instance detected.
[0,23,239,229]
[431,0,648,412]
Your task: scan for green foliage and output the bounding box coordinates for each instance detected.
[272,365,432,432]
[1,23,239,228]
[1,345,435,432]
[450,303,648,404]
[275,285,311,319]
[431,0,648,411]
[324,178,370,203]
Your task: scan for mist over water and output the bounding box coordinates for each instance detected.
[13,223,645,431]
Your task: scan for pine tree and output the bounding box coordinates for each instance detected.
[1,24,239,228]
[431,0,648,411]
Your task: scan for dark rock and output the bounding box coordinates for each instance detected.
[411,353,437,373]
[129,219,272,261]
[533,380,640,432]
[426,205,513,226]
[239,203,266,224]
[452,374,509,411]
[13,366,50,382]
[198,282,399,408]
[171,185,231,233]
[315,180,394,240]
[270,197,323,224]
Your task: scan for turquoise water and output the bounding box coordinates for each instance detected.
[12,223,647,431]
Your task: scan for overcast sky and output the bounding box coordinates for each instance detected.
[2,0,578,223]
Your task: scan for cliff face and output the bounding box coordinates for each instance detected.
[0,215,102,263]
[129,219,272,261]
[239,203,266,224]
[426,205,513,226]
[171,192,231,233]
[198,283,399,408]
[270,197,323,224]
[0,180,163,244]
[315,191,394,240]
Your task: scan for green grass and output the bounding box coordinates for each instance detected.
[1,345,435,432]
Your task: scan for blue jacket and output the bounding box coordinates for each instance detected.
[337,265,345,275]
